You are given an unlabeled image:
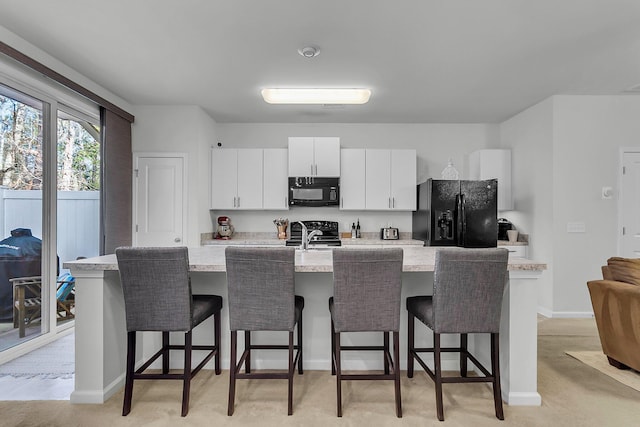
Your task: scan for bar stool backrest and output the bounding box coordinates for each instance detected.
[225,247,296,331]
[433,248,509,334]
[332,248,403,333]
[116,246,192,332]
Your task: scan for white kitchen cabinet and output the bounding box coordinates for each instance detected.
[340,149,366,210]
[469,149,513,211]
[502,245,528,259]
[288,137,340,177]
[211,148,263,209]
[263,148,289,210]
[365,149,416,210]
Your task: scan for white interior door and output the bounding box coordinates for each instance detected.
[134,154,186,247]
[620,151,640,257]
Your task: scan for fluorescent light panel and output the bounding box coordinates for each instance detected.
[261,88,371,104]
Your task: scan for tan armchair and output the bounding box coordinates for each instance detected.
[587,257,640,371]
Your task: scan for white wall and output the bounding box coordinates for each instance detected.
[500,98,555,314]
[501,95,640,317]
[131,105,217,247]
[212,123,499,235]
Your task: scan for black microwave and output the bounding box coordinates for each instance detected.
[288,177,340,207]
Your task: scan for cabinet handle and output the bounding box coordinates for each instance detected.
[315,164,318,175]
[388,197,391,208]
[233,197,236,208]
[392,197,395,208]
[237,197,240,207]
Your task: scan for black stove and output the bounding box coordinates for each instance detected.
[286,220,342,247]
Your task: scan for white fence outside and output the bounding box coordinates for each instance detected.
[0,188,100,268]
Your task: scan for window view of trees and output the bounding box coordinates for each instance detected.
[0,94,100,191]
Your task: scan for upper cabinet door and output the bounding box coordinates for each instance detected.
[365,149,392,209]
[469,149,512,211]
[288,137,315,176]
[236,149,263,209]
[314,137,340,177]
[211,148,238,209]
[340,149,366,210]
[390,149,416,210]
[263,148,289,210]
[288,136,340,177]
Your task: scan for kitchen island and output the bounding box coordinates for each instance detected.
[65,246,546,407]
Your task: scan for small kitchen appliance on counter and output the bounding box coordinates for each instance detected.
[498,218,514,241]
[286,220,342,247]
[380,227,399,240]
[215,216,234,239]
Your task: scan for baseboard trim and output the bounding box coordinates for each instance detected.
[537,307,595,319]
[505,391,542,406]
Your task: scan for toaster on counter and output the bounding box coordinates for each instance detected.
[380,227,399,240]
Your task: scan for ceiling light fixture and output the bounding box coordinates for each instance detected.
[261,88,371,105]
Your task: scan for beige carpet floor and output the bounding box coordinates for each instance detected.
[1,317,639,426]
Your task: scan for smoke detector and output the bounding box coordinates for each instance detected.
[298,46,320,58]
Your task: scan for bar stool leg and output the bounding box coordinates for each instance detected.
[297,313,303,374]
[215,310,221,375]
[460,333,468,377]
[393,331,402,418]
[335,332,343,417]
[492,333,504,420]
[162,331,170,374]
[245,330,251,374]
[181,331,192,417]
[407,312,415,378]
[384,331,390,375]
[122,331,136,416]
[331,319,336,375]
[228,330,237,416]
[288,331,294,415]
[434,332,444,421]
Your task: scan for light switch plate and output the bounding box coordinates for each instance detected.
[567,222,586,233]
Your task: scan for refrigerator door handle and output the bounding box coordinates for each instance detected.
[457,193,466,246]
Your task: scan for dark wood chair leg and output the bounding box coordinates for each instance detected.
[384,331,390,375]
[393,331,402,418]
[288,331,294,416]
[228,330,237,416]
[245,330,251,374]
[331,319,336,375]
[122,331,136,416]
[607,356,630,370]
[434,332,444,421]
[491,333,504,420]
[407,312,415,378]
[162,331,170,374]
[215,310,221,375]
[460,333,468,377]
[335,332,343,417]
[297,312,304,374]
[181,331,192,417]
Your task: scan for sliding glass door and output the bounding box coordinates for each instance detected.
[0,84,49,350]
[0,79,101,354]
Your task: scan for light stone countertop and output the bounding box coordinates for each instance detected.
[64,246,546,273]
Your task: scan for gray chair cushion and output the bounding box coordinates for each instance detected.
[409,248,508,334]
[331,248,403,332]
[116,247,222,332]
[225,247,298,331]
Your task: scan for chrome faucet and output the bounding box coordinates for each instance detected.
[297,221,323,250]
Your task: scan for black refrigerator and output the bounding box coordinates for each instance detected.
[412,179,498,248]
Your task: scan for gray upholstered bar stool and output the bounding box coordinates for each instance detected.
[406,247,509,421]
[115,247,222,417]
[329,248,404,418]
[225,247,303,416]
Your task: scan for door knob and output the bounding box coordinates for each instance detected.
[174,237,181,243]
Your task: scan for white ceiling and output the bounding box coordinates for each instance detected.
[1,0,639,123]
